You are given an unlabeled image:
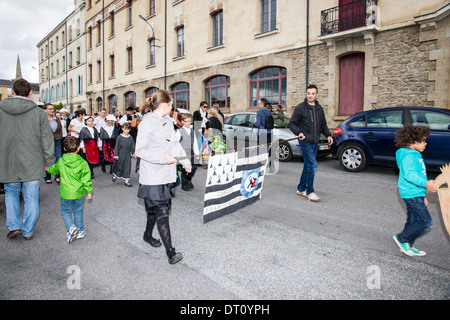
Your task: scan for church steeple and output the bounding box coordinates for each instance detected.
[15,55,22,80]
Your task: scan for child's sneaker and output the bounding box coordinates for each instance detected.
[393,235,413,256]
[67,226,79,243]
[76,229,86,240]
[409,246,426,256]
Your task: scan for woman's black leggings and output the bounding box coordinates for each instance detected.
[145,203,175,258]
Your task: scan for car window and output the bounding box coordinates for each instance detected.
[273,114,290,128]
[367,110,403,128]
[224,115,232,124]
[410,110,450,131]
[348,116,365,128]
[230,114,248,127]
[248,114,256,127]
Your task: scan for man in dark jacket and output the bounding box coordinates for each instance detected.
[289,84,333,202]
[0,79,55,239]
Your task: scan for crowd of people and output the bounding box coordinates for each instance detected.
[0,79,439,264]
[0,79,233,265]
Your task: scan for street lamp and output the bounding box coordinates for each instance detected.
[139,14,166,89]
[139,14,156,36]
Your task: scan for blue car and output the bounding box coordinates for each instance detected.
[331,107,450,172]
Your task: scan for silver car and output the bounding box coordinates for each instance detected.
[222,112,331,161]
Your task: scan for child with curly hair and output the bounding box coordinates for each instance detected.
[393,125,438,257]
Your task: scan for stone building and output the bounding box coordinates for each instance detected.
[39,0,449,128]
[37,0,87,112]
[317,0,450,127]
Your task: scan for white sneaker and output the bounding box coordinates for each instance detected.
[296,190,307,197]
[307,192,320,202]
[76,230,86,239]
[67,226,79,243]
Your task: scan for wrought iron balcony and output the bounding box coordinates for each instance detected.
[321,0,378,36]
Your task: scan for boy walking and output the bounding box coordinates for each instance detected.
[176,113,200,191]
[393,125,438,256]
[47,136,93,242]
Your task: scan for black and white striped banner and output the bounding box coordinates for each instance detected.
[203,148,268,223]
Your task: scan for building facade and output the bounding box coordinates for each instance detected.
[37,0,87,112]
[39,0,449,128]
[0,80,40,103]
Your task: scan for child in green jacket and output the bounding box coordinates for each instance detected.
[47,136,93,243]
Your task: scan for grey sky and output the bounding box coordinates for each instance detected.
[0,0,74,83]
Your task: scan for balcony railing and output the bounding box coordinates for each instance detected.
[321,0,378,36]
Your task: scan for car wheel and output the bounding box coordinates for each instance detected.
[275,141,293,162]
[338,144,367,172]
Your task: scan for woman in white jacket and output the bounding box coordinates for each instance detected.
[135,90,191,265]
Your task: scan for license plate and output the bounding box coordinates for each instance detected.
[319,145,330,150]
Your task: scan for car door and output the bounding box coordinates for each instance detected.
[364,109,404,162]
[224,113,252,150]
[247,113,258,145]
[223,114,236,142]
[409,109,450,167]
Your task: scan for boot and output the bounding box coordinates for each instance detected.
[143,232,162,247]
[167,248,183,265]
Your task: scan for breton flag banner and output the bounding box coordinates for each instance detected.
[203,148,269,223]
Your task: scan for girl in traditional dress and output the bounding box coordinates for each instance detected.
[79,116,102,179]
[112,122,136,187]
[99,115,117,174]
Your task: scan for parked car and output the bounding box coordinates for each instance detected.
[223,112,331,161]
[331,107,450,172]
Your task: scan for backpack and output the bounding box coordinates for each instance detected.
[265,113,274,130]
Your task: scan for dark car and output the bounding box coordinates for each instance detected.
[223,112,331,161]
[331,107,450,172]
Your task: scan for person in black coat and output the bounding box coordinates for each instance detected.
[207,108,222,134]
[288,84,333,202]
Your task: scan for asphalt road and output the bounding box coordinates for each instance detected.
[0,156,449,302]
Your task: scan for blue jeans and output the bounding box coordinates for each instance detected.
[298,141,318,195]
[60,198,85,231]
[5,180,41,237]
[397,197,432,246]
